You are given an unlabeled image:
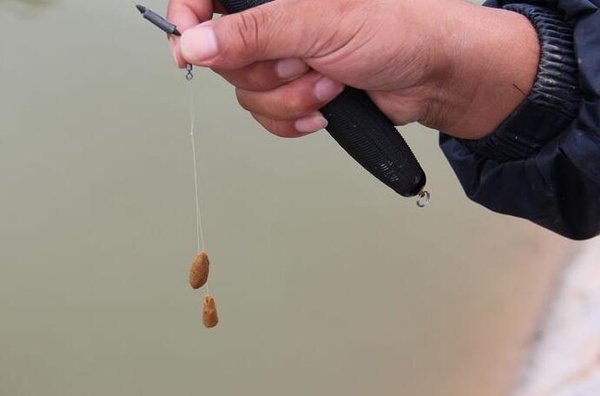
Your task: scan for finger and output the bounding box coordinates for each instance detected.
[167,0,214,67]
[169,36,187,68]
[180,0,330,69]
[215,58,309,92]
[251,112,328,138]
[236,72,344,120]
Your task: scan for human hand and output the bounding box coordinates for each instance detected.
[167,0,539,139]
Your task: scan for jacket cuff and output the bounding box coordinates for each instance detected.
[455,3,582,163]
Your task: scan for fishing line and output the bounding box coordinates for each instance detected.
[187,80,206,252]
[133,2,218,328]
[187,75,211,295]
[127,2,205,251]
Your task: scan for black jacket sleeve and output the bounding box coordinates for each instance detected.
[440,0,600,240]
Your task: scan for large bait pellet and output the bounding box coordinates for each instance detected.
[189,251,210,289]
[203,295,219,328]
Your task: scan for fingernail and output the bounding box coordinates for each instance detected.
[315,76,344,101]
[294,113,328,134]
[181,24,218,64]
[276,58,309,79]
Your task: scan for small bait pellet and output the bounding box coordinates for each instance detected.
[203,295,219,328]
[189,251,210,289]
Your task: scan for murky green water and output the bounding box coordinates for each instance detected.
[0,1,571,395]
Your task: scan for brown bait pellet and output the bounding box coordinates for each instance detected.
[203,295,219,328]
[189,251,210,289]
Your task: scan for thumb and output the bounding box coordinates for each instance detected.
[180,1,325,69]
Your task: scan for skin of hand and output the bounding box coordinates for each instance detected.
[167,0,540,139]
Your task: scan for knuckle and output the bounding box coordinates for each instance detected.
[278,90,318,118]
[272,94,316,119]
[280,94,304,114]
[233,9,269,56]
[237,85,318,120]
[235,89,252,112]
[244,68,271,91]
[269,124,298,138]
[251,113,294,138]
[264,94,305,119]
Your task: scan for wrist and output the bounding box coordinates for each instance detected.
[422,3,540,139]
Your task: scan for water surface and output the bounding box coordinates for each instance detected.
[0,1,571,395]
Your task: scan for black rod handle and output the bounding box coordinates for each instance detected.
[217,0,427,197]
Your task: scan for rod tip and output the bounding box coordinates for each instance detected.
[135,4,147,14]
